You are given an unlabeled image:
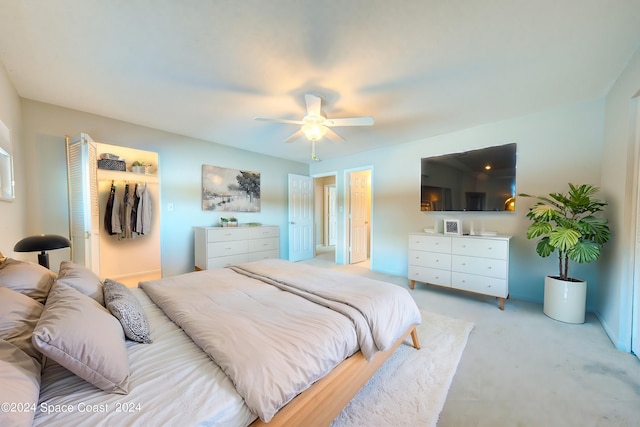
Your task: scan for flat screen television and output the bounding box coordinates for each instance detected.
[420,143,517,212]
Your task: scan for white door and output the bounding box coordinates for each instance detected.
[288,174,314,261]
[67,133,100,276]
[349,170,369,264]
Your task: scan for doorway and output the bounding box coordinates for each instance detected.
[347,168,372,266]
[313,174,337,263]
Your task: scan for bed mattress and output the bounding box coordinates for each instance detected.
[34,288,256,427]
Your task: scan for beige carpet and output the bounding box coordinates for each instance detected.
[331,311,474,427]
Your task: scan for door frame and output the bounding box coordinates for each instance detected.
[324,184,337,246]
[311,171,338,263]
[344,166,373,267]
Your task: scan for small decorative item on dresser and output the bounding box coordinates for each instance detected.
[443,219,461,235]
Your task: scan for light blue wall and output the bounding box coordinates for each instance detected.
[20,100,308,277]
[311,99,606,308]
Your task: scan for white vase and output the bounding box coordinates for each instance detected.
[543,276,586,324]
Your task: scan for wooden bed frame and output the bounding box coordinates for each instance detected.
[250,324,421,427]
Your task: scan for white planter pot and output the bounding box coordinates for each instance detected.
[543,276,586,324]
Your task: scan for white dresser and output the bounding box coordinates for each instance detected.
[408,232,511,310]
[194,226,280,270]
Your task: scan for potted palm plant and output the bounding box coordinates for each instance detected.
[520,183,611,323]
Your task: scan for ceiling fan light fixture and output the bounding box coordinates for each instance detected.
[302,123,328,141]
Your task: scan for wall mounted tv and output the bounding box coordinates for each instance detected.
[420,143,517,212]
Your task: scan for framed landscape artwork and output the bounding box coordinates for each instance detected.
[202,164,261,212]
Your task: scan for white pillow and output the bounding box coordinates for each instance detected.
[32,282,130,394]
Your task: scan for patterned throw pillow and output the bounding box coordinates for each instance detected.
[103,279,153,344]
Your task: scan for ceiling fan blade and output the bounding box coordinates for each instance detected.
[283,129,304,143]
[325,128,345,142]
[305,94,322,117]
[255,117,306,125]
[324,116,374,127]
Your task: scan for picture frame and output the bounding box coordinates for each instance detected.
[443,219,461,235]
[201,164,261,212]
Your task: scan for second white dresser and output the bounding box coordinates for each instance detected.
[194,226,280,270]
[408,232,511,309]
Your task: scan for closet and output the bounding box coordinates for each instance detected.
[66,133,161,286]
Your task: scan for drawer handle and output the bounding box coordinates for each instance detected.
[461,263,466,266]
[488,266,492,269]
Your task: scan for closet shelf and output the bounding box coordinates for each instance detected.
[97,169,158,183]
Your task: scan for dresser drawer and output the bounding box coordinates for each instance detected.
[408,235,451,253]
[206,227,253,242]
[408,250,451,270]
[206,254,250,269]
[207,240,249,256]
[249,237,279,253]
[408,265,451,287]
[249,250,280,262]
[451,255,507,279]
[451,272,507,298]
[452,238,508,259]
[248,226,279,239]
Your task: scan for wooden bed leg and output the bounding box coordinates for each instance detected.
[410,280,416,290]
[410,326,421,349]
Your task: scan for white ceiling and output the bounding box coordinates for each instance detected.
[1,1,640,164]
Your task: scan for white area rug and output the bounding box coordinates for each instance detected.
[331,311,474,427]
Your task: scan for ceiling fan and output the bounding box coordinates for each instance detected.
[255,94,374,160]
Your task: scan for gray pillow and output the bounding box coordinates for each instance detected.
[32,282,130,394]
[0,339,41,427]
[103,279,153,344]
[0,286,44,364]
[56,261,104,305]
[0,257,56,303]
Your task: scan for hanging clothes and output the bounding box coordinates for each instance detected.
[111,187,122,235]
[136,183,152,235]
[104,182,116,235]
[130,183,140,234]
[120,183,134,239]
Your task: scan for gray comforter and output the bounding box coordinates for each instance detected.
[140,259,421,422]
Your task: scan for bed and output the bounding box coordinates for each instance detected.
[0,255,421,427]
